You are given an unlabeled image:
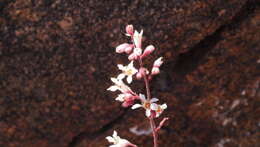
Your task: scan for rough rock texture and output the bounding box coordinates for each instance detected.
[0,0,259,147]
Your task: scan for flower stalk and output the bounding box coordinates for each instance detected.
[106,25,168,147]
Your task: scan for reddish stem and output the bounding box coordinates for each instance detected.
[138,58,158,147]
[130,33,158,147]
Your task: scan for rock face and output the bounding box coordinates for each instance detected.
[0,0,259,147]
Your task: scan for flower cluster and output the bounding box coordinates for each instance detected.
[107,25,166,116]
[106,25,168,147]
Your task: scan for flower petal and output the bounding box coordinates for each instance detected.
[150,103,158,110]
[117,73,125,80]
[107,86,119,91]
[131,104,142,109]
[117,64,125,70]
[161,103,167,110]
[150,98,159,103]
[115,94,125,102]
[127,76,132,84]
[106,136,115,143]
[145,109,151,117]
[111,77,118,83]
[139,94,146,102]
[128,61,134,68]
[112,130,118,138]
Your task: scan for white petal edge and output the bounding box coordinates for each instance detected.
[111,77,118,83]
[145,109,151,117]
[117,73,125,80]
[107,86,118,91]
[128,61,134,68]
[161,103,167,110]
[117,64,125,70]
[150,98,159,103]
[139,94,146,102]
[106,136,115,143]
[127,76,132,84]
[150,103,158,110]
[131,104,142,109]
[112,130,118,138]
[115,94,125,102]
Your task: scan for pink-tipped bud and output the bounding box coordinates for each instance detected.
[141,45,155,58]
[128,53,136,60]
[122,97,135,107]
[124,45,134,54]
[116,43,131,53]
[124,93,133,99]
[151,67,160,75]
[136,72,143,79]
[151,57,163,75]
[153,57,163,67]
[126,25,134,36]
[136,67,149,79]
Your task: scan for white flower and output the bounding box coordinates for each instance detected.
[141,45,155,58]
[106,131,135,147]
[131,94,159,117]
[133,30,143,48]
[151,103,167,118]
[107,77,132,93]
[117,61,138,83]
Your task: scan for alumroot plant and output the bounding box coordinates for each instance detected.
[106,25,169,147]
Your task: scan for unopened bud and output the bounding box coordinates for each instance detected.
[116,43,131,53]
[153,57,163,67]
[122,98,134,107]
[151,67,160,75]
[141,45,155,58]
[124,45,134,54]
[126,25,134,36]
[128,53,136,60]
[136,72,143,79]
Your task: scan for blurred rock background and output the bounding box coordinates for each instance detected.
[0,0,259,147]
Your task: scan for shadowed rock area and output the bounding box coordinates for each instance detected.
[0,0,259,147]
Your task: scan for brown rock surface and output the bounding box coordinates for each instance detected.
[0,0,259,147]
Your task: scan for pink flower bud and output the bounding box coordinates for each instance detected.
[116,43,131,53]
[126,25,134,36]
[141,45,155,58]
[124,45,134,54]
[153,57,163,67]
[136,72,142,79]
[124,93,133,99]
[136,67,149,79]
[151,67,160,75]
[122,97,135,107]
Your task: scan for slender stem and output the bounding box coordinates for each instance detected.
[138,58,158,147]
[150,118,158,147]
[130,34,158,147]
